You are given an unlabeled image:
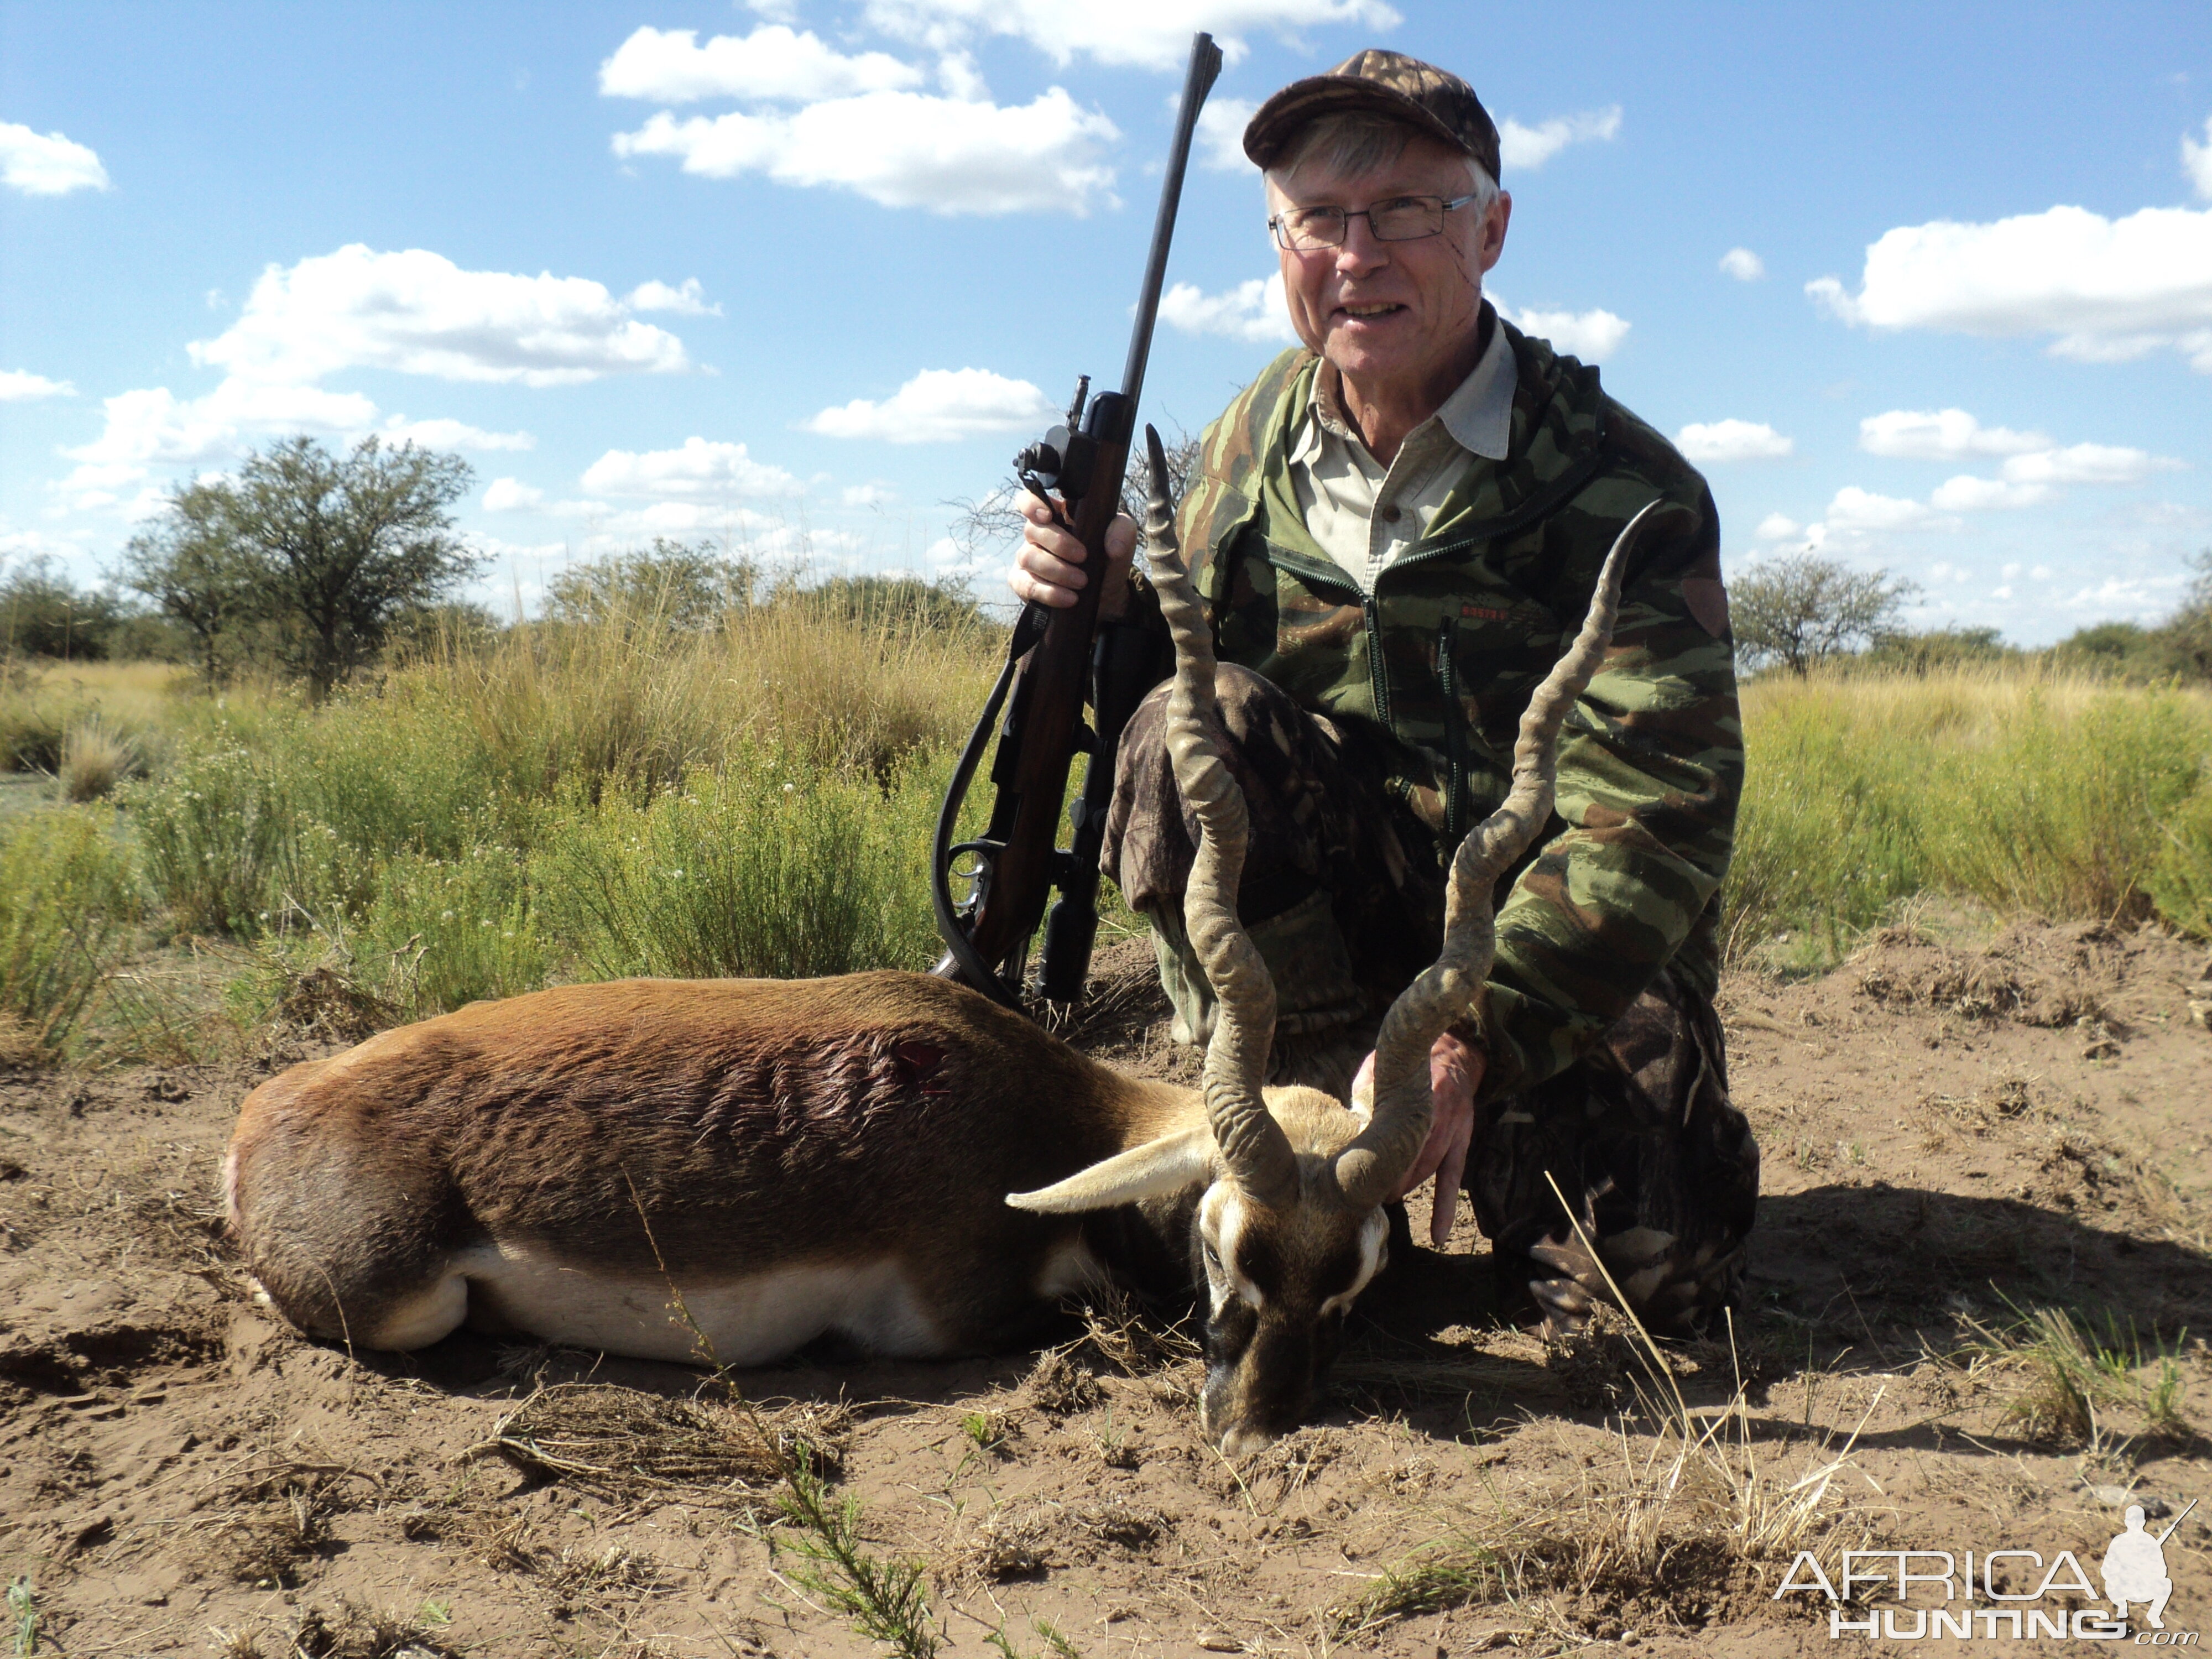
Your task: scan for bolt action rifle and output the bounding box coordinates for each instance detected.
[930,31,1223,1011]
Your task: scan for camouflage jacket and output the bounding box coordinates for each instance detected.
[1155,313,1743,1099]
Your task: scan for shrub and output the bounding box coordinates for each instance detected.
[0,696,65,773]
[0,809,137,1062]
[126,735,293,937]
[358,847,549,1019]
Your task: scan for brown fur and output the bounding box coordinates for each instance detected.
[227,972,1194,1352]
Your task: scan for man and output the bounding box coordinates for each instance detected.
[2100,1506,2174,1630]
[1011,49,1756,1335]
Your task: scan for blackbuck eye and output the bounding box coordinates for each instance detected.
[1202,1241,1223,1272]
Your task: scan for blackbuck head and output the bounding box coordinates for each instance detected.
[1012,427,1654,1454]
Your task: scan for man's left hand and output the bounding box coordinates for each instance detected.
[1353,1029,1484,1248]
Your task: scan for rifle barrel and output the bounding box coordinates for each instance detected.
[1120,33,1224,406]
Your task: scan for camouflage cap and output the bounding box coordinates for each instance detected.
[1243,48,1501,184]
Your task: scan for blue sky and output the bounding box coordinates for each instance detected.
[3,1,2208,644]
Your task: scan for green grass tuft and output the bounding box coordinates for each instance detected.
[0,808,137,1062]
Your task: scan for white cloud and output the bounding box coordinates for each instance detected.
[1929,474,2051,512]
[1497,106,1621,171]
[580,437,801,498]
[381,416,536,452]
[1674,419,1792,463]
[2183,116,2212,202]
[625,278,721,316]
[1719,248,1765,282]
[0,120,109,196]
[1806,202,2212,372]
[1825,486,1933,532]
[194,245,690,388]
[856,0,1402,72]
[1494,296,1630,362]
[1159,273,1298,343]
[805,367,1056,442]
[613,89,1119,215]
[598,25,925,102]
[842,483,896,508]
[1858,411,2180,512]
[1196,96,1259,173]
[483,477,545,512]
[62,382,376,484]
[2062,573,2190,616]
[1858,407,2048,459]
[0,369,74,401]
[1754,512,1801,540]
[2000,442,2180,486]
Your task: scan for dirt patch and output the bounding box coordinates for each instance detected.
[4,920,2209,1656]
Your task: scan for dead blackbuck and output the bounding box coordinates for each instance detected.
[226,430,1647,1453]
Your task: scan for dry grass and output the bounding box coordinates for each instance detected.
[1333,1182,1885,1644]
[466,1383,851,1514]
[58,713,143,801]
[1730,664,2212,958]
[1958,1302,2197,1448]
[406,594,1000,795]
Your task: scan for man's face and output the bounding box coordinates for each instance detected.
[1267,132,1510,404]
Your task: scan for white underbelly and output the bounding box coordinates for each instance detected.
[443,1243,946,1365]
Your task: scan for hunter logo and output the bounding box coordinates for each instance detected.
[1772,1498,2198,1642]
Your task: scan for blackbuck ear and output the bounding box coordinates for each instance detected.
[1006,1126,1218,1214]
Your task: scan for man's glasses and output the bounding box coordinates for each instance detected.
[1269,193,1480,252]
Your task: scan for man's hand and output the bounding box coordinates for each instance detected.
[1009,493,1138,619]
[1354,1029,1484,1248]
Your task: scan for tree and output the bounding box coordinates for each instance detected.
[229,436,479,699]
[0,556,129,661]
[119,480,263,680]
[544,538,754,633]
[123,436,480,696]
[1730,554,1918,676]
[2166,546,2212,680]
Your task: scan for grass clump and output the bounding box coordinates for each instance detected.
[126,732,292,937]
[58,714,144,802]
[534,748,949,982]
[1963,1302,2194,1446]
[0,807,137,1063]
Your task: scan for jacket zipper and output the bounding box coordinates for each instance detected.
[1361,592,1392,729]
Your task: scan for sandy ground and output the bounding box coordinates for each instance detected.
[3,914,2209,1658]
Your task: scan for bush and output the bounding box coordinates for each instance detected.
[357,847,549,1019]
[0,696,66,773]
[0,809,137,1062]
[544,539,754,634]
[533,748,947,982]
[126,735,293,937]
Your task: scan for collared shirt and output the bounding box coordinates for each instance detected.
[1287,312,1516,591]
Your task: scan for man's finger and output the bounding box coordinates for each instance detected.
[1428,1119,1471,1248]
[1427,1179,1459,1250]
